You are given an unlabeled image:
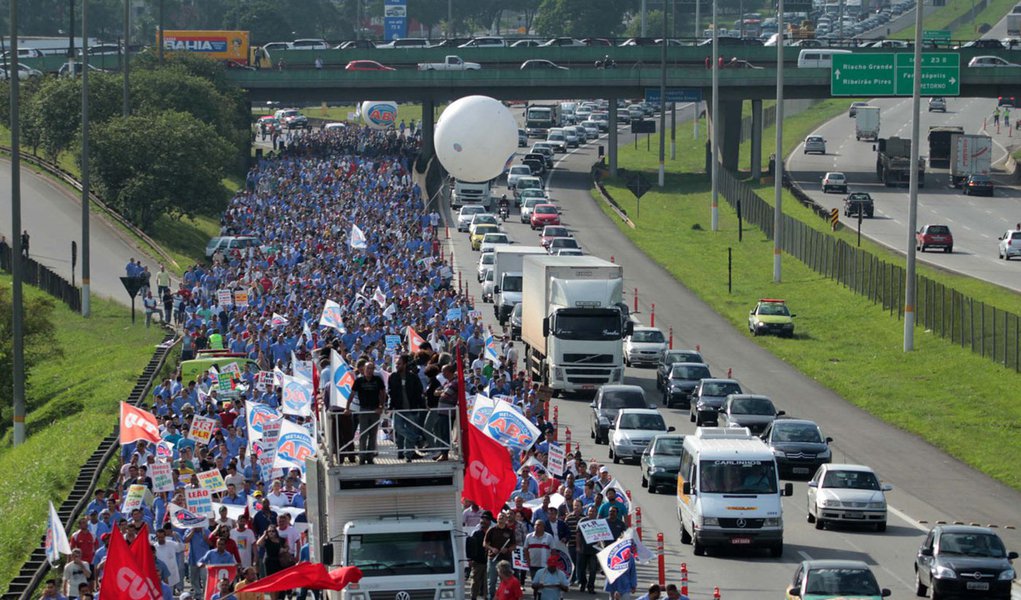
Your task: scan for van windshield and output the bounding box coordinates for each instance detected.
[700,460,778,494]
[347,531,456,576]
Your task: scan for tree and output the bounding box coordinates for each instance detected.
[89,111,234,230]
[28,74,122,160]
[533,0,635,38]
[0,287,61,438]
[624,9,666,37]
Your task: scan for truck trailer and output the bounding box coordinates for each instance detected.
[521,255,631,395]
[875,137,925,187]
[949,133,993,188]
[854,106,880,141]
[927,125,965,169]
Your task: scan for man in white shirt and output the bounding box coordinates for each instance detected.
[266,480,290,507]
[523,520,554,580]
[276,514,302,556]
[153,527,183,592]
[230,515,257,570]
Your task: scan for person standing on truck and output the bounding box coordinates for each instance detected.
[388,353,426,461]
[350,361,386,464]
[485,513,517,600]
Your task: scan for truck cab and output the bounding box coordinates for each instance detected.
[307,408,464,600]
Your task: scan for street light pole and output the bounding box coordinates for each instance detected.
[710,0,719,231]
[10,0,26,446]
[67,0,75,75]
[82,0,91,317]
[658,4,667,186]
[157,0,164,64]
[904,0,924,351]
[641,0,648,37]
[773,0,785,282]
[122,0,129,116]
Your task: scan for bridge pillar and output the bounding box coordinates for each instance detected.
[750,99,763,180]
[608,99,618,177]
[718,99,742,171]
[420,99,435,160]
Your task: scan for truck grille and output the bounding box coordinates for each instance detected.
[719,518,764,529]
[368,590,436,600]
[566,375,612,384]
[563,353,615,364]
[566,368,612,375]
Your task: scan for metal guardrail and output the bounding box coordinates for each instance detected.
[0,145,180,271]
[0,335,179,600]
[321,407,458,466]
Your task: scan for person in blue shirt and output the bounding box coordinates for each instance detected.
[198,537,237,567]
[185,525,212,592]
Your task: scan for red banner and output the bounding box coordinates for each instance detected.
[98,526,161,600]
[128,524,162,598]
[205,564,238,600]
[120,402,162,445]
[463,414,517,515]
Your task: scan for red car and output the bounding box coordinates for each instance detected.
[916,224,953,253]
[530,204,561,230]
[539,225,571,248]
[345,60,396,71]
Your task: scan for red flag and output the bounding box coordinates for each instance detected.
[128,524,161,599]
[205,564,238,600]
[407,326,425,353]
[239,563,363,593]
[120,402,161,445]
[99,526,161,600]
[463,415,517,515]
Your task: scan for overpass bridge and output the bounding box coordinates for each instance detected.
[225,45,1021,173]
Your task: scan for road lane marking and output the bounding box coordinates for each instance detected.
[888,505,929,532]
[797,550,814,561]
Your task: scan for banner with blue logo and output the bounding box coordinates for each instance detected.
[280,373,313,417]
[470,394,496,429]
[330,349,356,410]
[484,397,541,451]
[383,0,408,41]
[273,418,316,473]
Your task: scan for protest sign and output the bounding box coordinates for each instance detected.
[217,289,233,306]
[188,415,217,445]
[150,462,174,493]
[197,469,228,494]
[185,488,214,519]
[547,443,566,476]
[233,291,249,308]
[578,519,614,544]
[122,484,148,512]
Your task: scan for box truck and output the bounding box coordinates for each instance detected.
[521,255,631,395]
[949,133,993,188]
[161,30,250,65]
[493,246,548,325]
[854,106,880,141]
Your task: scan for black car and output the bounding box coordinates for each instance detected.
[522,158,545,177]
[640,434,684,494]
[662,362,711,409]
[915,525,1018,599]
[655,348,706,390]
[689,378,743,426]
[963,174,994,196]
[843,192,875,218]
[761,419,832,479]
[590,384,650,445]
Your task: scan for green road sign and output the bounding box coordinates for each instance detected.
[923,29,951,42]
[831,53,895,96]
[831,53,959,97]
[894,53,960,96]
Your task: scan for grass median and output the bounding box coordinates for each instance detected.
[594,99,1021,492]
[0,276,167,593]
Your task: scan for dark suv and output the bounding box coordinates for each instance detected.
[590,385,650,445]
[915,525,1017,599]
[662,363,711,409]
[843,192,874,218]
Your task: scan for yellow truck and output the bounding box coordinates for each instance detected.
[160,30,252,66]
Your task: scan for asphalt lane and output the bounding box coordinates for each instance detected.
[441,119,1021,598]
[786,96,1021,291]
[0,158,164,304]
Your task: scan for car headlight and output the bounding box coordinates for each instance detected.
[553,367,564,380]
[598,416,610,425]
[696,401,709,409]
[773,449,786,457]
[650,466,665,473]
[701,517,719,527]
[933,566,957,580]
[819,498,839,508]
[868,501,886,509]
[439,590,456,599]
[818,449,832,459]
[763,517,782,528]
[997,568,1015,581]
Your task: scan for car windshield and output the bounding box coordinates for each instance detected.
[827,173,845,181]
[702,382,742,396]
[544,227,569,237]
[553,310,622,341]
[511,166,530,174]
[482,234,508,244]
[848,193,870,201]
[700,460,778,494]
[601,390,646,410]
[524,199,542,209]
[938,532,1008,557]
[804,568,880,597]
[347,531,456,576]
[807,136,823,142]
[481,254,494,265]
[822,470,881,490]
[773,423,823,443]
[671,365,710,379]
[731,397,776,415]
[502,276,522,292]
[654,437,684,455]
[664,351,701,364]
[521,190,545,198]
[462,207,484,217]
[927,225,950,234]
[474,225,498,235]
[535,206,557,214]
[757,303,790,316]
[619,413,666,430]
[550,238,578,248]
[632,330,665,343]
[549,133,565,141]
[474,216,497,225]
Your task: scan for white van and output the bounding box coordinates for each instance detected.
[797,48,852,68]
[676,427,793,557]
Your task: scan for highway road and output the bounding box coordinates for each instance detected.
[786,96,1021,292]
[441,120,1021,598]
[0,158,163,303]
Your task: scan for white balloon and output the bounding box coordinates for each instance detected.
[434,95,518,183]
[360,101,398,129]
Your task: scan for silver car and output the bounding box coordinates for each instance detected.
[803,135,826,155]
[717,394,784,434]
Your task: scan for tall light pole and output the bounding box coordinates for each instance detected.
[10,0,26,446]
[448,0,453,38]
[157,0,164,64]
[773,0,785,282]
[122,0,129,116]
[67,0,75,76]
[82,0,91,318]
[710,0,719,231]
[641,0,648,37]
[658,4,668,187]
[904,0,924,351]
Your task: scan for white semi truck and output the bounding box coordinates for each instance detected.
[521,255,631,396]
[492,246,548,325]
[306,409,464,600]
[949,133,992,188]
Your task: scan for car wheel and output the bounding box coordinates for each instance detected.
[649,480,658,494]
[641,473,648,487]
[693,538,707,556]
[945,246,952,253]
[612,452,620,465]
[815,516,825,530]
[876,521,887,532]
[915,570,928,597]
[769,541,783,558]
[681,525,692,545]
[694,414,703,426]
[806,511,816,524]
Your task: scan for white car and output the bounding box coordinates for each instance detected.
[624,326,668,367]
[609,408,675,464]
[507,165,533,189]
[478,250,495,281]
[580,120,601,139]
[481,269,496,302]
[479,233,511,254]
[968,55,1020,67]
[458,205,487,232]
[546,131,567,153]
[807,464,892,532]
[998,229,1021,260]
[822,172,848,193]
[520,198,544,223]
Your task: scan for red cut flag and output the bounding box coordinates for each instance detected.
[128,524,162,600]
[120,402,162,445]
[99,525,161,600]
[407,326,425,353]
[463,413,517,515]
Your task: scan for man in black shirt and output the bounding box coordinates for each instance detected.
[350,361,386,464]
[387,353,425,461]
[466,511,494,600]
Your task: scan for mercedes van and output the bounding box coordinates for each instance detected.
[676,427,793,557]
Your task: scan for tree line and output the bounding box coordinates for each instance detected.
[0,51,248,232]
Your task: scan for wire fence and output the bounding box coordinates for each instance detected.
[718,168,1021,372]
[0,246,82,313]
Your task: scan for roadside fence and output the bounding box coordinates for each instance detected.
[0,246,82,313]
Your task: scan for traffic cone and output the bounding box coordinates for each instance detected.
[713,586,721,600]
